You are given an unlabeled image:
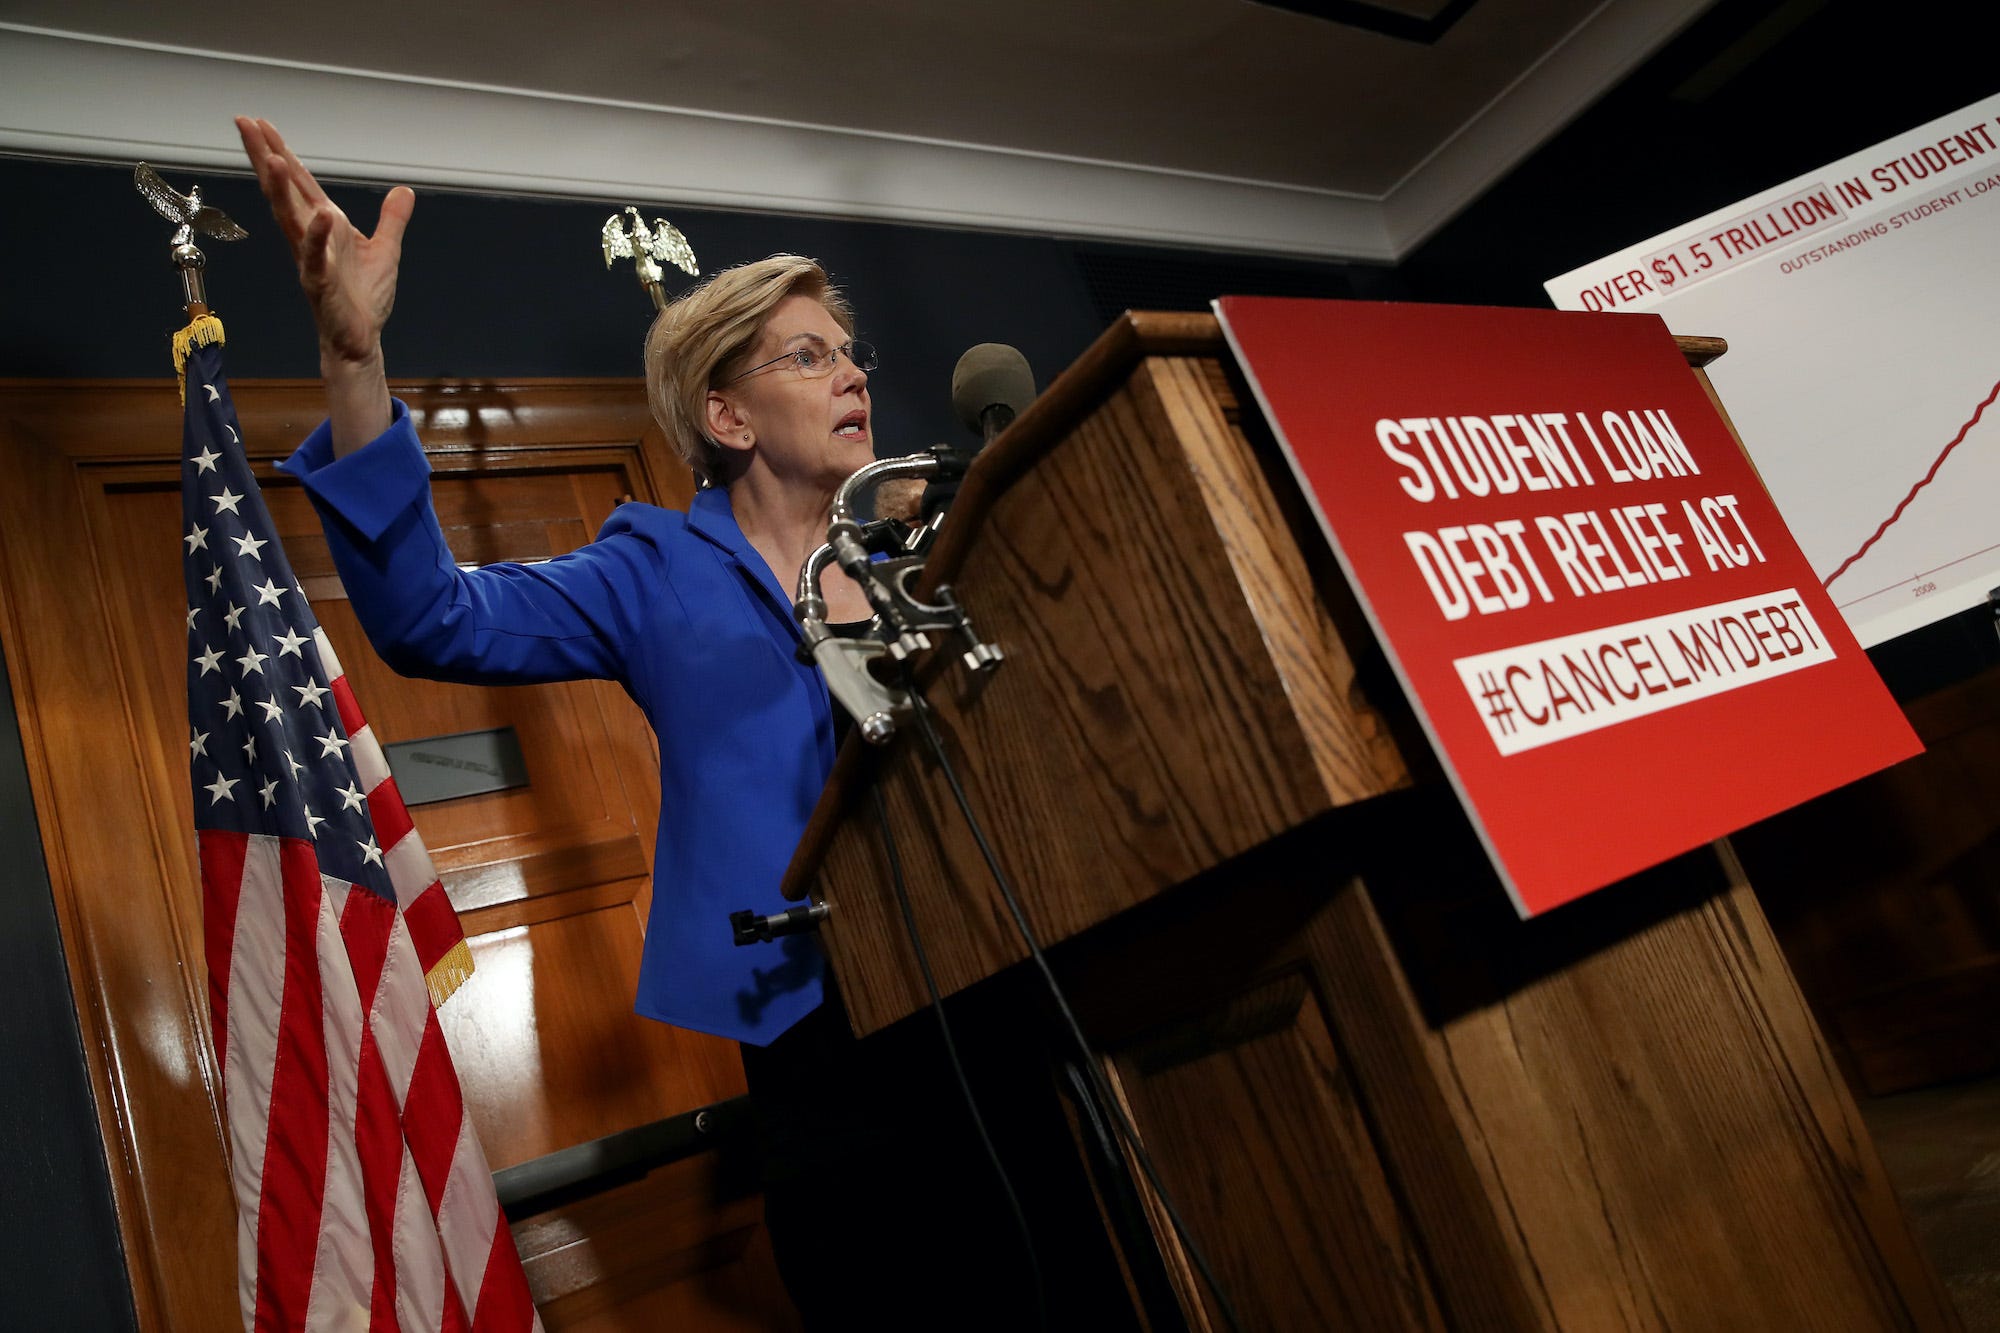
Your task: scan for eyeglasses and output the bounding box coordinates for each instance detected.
[725,339,878,384]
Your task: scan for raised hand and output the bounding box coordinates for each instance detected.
[235,116,414,367]
[235,117,412,453]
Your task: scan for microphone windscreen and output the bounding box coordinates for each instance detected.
[951,344,1036,436]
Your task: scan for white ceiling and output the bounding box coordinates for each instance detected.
[0,0,1714,260]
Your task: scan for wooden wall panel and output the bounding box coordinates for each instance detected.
[0,376,793,1330]
[444,907,747,1171]
[512,1157,787,1331]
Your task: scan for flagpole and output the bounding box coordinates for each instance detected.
[166,238,224,403]
[172,233,211,322]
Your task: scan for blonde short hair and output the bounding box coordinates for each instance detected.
[643,254,855,486]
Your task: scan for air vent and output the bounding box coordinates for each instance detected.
[1246,0,1477,45]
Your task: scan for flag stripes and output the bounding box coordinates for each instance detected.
[321,629,469,1001]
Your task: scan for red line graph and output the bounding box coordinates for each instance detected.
[1823,375,2000,588]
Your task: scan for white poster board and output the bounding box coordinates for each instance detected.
[1547,94,2000,646]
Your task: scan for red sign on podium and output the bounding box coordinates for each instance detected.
[1216,298,1921,916]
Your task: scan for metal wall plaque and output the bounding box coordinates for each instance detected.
[383,727,530,806]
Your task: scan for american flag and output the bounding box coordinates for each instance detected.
[180,321,540,1332]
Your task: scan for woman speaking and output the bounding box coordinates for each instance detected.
[233,118,1130,1330]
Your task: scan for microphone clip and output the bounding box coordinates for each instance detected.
[793,452,1005,746]
[730,902,831,946]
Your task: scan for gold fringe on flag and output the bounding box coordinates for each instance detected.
[425,938,476,1009]
[172,313,227,405]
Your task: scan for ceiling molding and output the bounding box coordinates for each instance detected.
[1380,0,1714,254]
[0,12,1709,262]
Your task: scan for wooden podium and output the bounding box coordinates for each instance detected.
[782,312,1958,1330]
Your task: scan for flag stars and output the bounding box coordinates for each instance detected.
[205,566,224,593]
[293,680,329,710]
[274,627,309,658]
[184,523,209,554]
[256,696,285,723]
[358,837,384,868]
[318,729,351,762]
[284,749,305,781]
[193,643,224,676]
[211,488,244,516]
[203,383,220,403]
[253,577,286,607]
[259,777,280,809]
[190,729,209,758]
[221,690,243,721]
[337,780,365,813]
[232,531,268,562]
[224,602,246,632]
[189,444,220,474]
[204,772,240,805]
[236,645,269,676]
[303,807,326,839]
[242,734,258,765]
[186,606,200,631]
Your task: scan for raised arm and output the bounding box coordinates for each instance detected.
[240,117,636,688]
[235,116,412,457]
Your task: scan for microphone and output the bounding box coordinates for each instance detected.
[922,344,1035,525]
[951,343,1036,445]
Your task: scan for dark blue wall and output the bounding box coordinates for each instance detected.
[0,154,1375,455]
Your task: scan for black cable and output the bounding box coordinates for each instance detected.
[869,780,1050,1333]
[903,690,1247,1333]
[1056,1058,1193,1332]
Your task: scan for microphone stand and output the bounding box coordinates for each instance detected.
[793,448,1003,747]
[732,447,1003,947]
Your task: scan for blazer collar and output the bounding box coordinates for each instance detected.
[685,484,755,559]
[686,485,799,632]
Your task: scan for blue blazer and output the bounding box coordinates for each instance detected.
[281,401,828,1044]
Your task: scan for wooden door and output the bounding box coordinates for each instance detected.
[0,376,798,1330]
